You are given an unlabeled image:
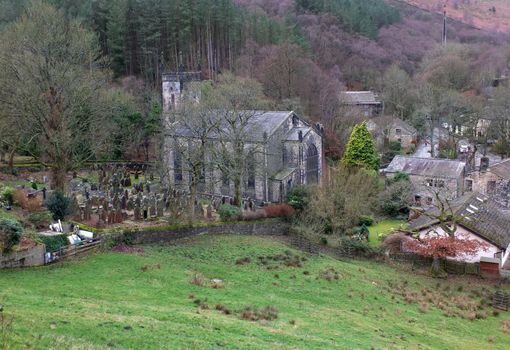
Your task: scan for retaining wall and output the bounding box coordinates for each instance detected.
[0,244,45,268]
[98,220,290,245]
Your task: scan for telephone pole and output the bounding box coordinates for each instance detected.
[442,4,447,47]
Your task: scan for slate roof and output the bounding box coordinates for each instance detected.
[385,156,465,179]
[489,158,510,180]
[366,116,417,135]
[340,91,382,105]
[409,193,510,249]
[170,110,294,142]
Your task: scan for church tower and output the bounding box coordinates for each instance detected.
[162,65,202,113]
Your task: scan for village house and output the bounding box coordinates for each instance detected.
[385,155,466,207]
[366,116,418,150]
[162,71,324,203]
[465,157,510,208]
[409,193,510,274]
[339,91,384,118]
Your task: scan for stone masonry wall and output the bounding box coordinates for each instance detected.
[98,220,290,245]
[0,244,45,269]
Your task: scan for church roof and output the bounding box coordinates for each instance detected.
[385,156,465,179]
[170,111,309,142]
[409,193,510,249]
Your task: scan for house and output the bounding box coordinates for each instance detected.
[366,116,418,149]
[339,91,383,118]
[465,157,510,208]
[385,156,466,207]
[409,193,510,272]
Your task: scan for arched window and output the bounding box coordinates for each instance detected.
[306,144,319,184]
[247,153,256,190]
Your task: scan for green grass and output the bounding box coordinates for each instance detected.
[0,235,509,349]
[368,219,405,247]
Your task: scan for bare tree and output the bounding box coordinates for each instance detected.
[208,73,269,205]
[0,1,116,190]
[167,82,220,218]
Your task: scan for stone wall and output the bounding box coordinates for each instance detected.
[0,244,45,269]
[98,220,290,245]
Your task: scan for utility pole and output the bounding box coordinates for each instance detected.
[442,4,447,48]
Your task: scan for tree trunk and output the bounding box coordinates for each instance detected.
[431,256,442,277]
[8,148,15,173]
[51,167,67,192]
[234,175,241,206]
[189,181,197,223]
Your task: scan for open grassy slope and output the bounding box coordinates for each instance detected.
[1,235,509,349]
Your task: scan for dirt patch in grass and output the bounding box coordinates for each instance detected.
[112,244,144,254]
[190,273,225,289]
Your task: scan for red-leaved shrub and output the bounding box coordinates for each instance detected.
[263,204,295,218]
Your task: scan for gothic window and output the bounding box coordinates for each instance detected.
[247,153,256,189]
[306,144,319,184]
[174,151,183,182]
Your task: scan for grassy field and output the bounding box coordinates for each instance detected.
[1,235,509,349]
[368,219,405,247]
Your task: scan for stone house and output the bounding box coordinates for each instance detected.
[409,193,510,272]
[339,91,383,118]
[366,116,418,149]
[164,110,324,203]
[385,155,466,207]
[465,158,510,208]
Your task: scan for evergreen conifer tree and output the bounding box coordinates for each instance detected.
[341,121,379,171]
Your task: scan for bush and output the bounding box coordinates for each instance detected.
[44,191,73,221]
[27,211,53,229]
[340,237,373,256]
[1,187,14,206]
[263,204,295,218]
[13,189,42,212]
[31,182,38,190]
[0,219,23,253]
[358,215,374,226]
[218,204,241,222]
[40,234,68,252]
[286,185,309,210]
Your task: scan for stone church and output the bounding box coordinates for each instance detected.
[161,70,324,203]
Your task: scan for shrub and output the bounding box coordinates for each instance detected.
[340,237,373,256]
[44,191,73,221]
[358,215,374,226]
[1,187,14,206]
[0,219,23,253]
[27,211,53,229]
[218,204,241,222]
[241,210,266,221]
[286,185,309,210]
[263,204,295,218]
[31,182,38,190]
[13,189,42,212]
[40,234,68,252]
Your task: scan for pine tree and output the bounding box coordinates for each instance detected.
[341,121,379,171]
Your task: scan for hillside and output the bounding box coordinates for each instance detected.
[0,235,509,349]
[401,0,510,32]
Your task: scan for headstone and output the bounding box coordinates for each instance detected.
[206,204,212,219]
[156,196,164,217]
[134,204,141,221]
